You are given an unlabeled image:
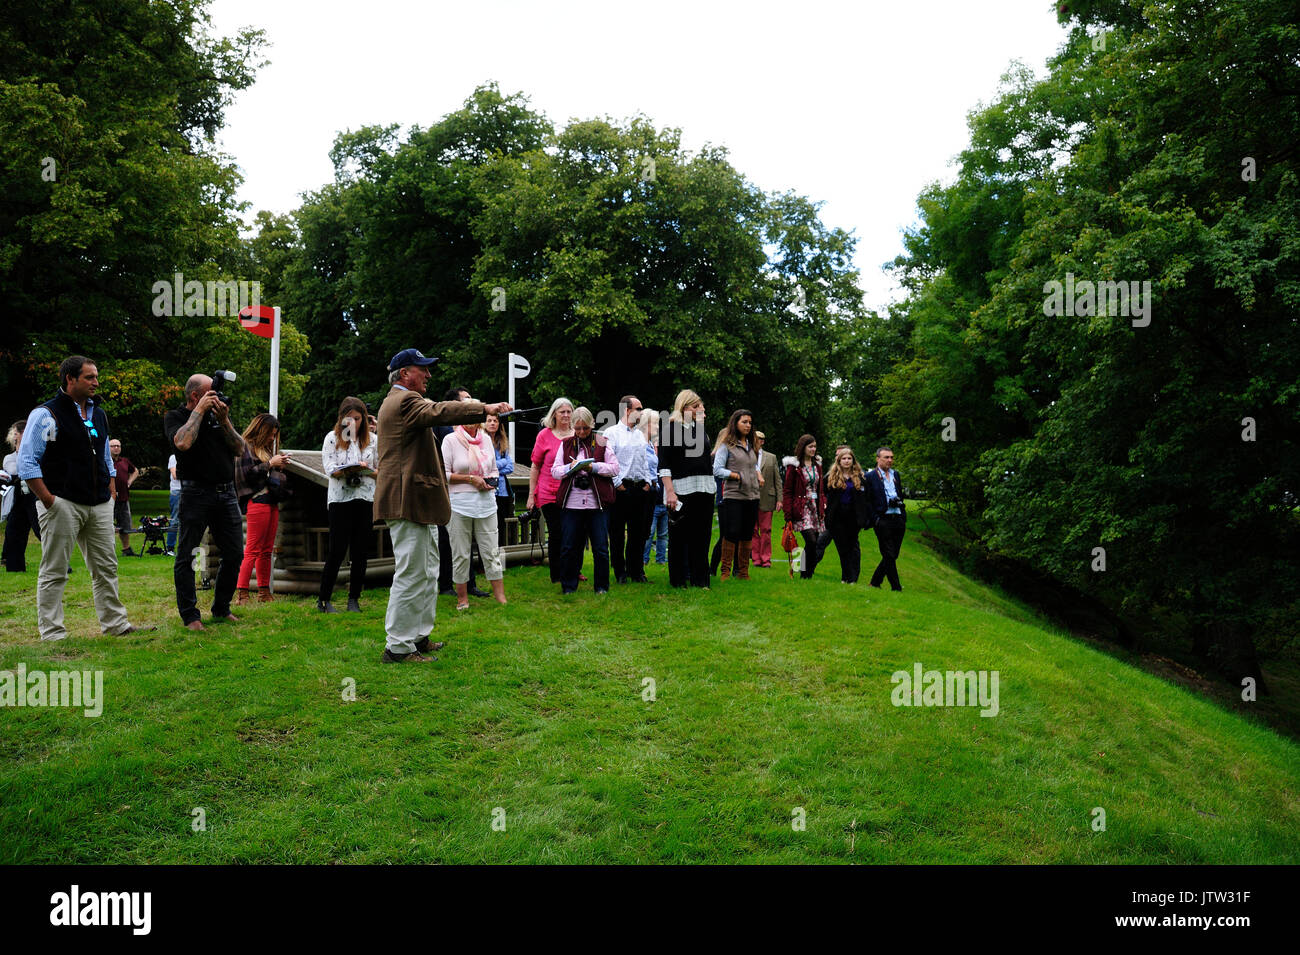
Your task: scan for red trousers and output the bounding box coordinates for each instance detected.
[238,500,278,589]
[752,509,774,567]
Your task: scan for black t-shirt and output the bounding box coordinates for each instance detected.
[164,406,236,484]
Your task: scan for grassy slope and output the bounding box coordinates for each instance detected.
[1,509,1296,864]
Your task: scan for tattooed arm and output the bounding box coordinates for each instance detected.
[218,413,245,455]
[171,408,205,452]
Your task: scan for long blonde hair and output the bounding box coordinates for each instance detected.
[826,445,864,490]
[668,389,702,424]
[242,413,280,464]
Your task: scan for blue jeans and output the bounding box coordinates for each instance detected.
[643,503,668,564]
[167,490,180,550]
[560,507,609,593]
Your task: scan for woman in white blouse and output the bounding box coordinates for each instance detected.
[318,397,378,613]
[441,395,506,610]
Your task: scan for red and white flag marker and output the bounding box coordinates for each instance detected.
[237,304,282,417]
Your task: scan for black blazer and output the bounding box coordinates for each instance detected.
[823,475,870,529]
[864,468,905,527]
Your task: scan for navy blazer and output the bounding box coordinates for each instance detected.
[864,467,905,527]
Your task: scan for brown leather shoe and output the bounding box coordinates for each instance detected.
[185,620,205,631]
[212,613,240,623]
[381,648,435,664]
[235,588,250,605]
[257,587,273,602]
[415,636,445,654]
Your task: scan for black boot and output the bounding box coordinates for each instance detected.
[317,598,339,614]
[346,598,362,612]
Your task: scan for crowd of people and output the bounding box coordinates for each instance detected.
[2,351,910,662]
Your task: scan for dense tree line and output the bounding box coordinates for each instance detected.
[853,0,1300,681]
[0,0,307,467]
[268,84,868,459]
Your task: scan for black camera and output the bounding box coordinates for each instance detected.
[205,370,236,428]
[484,476,499,489]
[346,473,363,488]
[572,471,592,491]
[211,370,236,408]
[518,507,540,524]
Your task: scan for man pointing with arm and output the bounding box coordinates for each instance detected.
[374,349,511,663]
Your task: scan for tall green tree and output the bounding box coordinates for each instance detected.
[880,0,1300,681]
[277,86,865,456]
[0,0,305,465]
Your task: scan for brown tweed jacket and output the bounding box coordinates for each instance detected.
[757,449,781,511]
[374,387,486,525]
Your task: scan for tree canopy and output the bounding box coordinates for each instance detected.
[0,0,305,464]
[274,84,868,456]
[856,0,1300,680]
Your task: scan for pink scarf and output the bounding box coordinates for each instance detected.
[454,425,496,478]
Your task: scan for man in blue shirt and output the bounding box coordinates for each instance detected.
[18,356,154,640]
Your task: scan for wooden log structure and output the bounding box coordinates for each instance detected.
[196,453,547,594]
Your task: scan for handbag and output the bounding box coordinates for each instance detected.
[781,522,797,554]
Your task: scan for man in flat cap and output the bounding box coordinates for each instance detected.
[374,349,511,663]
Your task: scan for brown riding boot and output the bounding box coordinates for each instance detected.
[257,586,274,602]
[736,541,752,580]
[719,539,736,580]
[235,588,250,606]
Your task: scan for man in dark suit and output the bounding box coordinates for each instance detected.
[374,350,510,663]
[864,446,906,591]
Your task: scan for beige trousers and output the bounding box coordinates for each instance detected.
[447,511,503,584]
[35,497,131,641]
[384,518,439,655]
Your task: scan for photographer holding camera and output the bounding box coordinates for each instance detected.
[318,397,378,613]
[441,396,507,610]
[164,372,247,631]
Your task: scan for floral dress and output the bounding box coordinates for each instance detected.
[792,465,825,535]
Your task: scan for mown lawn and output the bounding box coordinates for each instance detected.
[1,507,1297,863]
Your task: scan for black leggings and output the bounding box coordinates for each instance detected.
[542,501,563,583]
[799,529,824,579]
[319,499,373,602]
[718,498,759,542]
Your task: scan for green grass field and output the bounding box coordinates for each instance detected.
[1,503,1297,863]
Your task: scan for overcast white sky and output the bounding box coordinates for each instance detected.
[209,0,1067,313]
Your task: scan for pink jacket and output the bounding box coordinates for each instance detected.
[531,428,564,507]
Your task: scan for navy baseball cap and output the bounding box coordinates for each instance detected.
[388,348,438,372]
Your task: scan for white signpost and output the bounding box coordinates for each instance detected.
[507,352,531,461]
